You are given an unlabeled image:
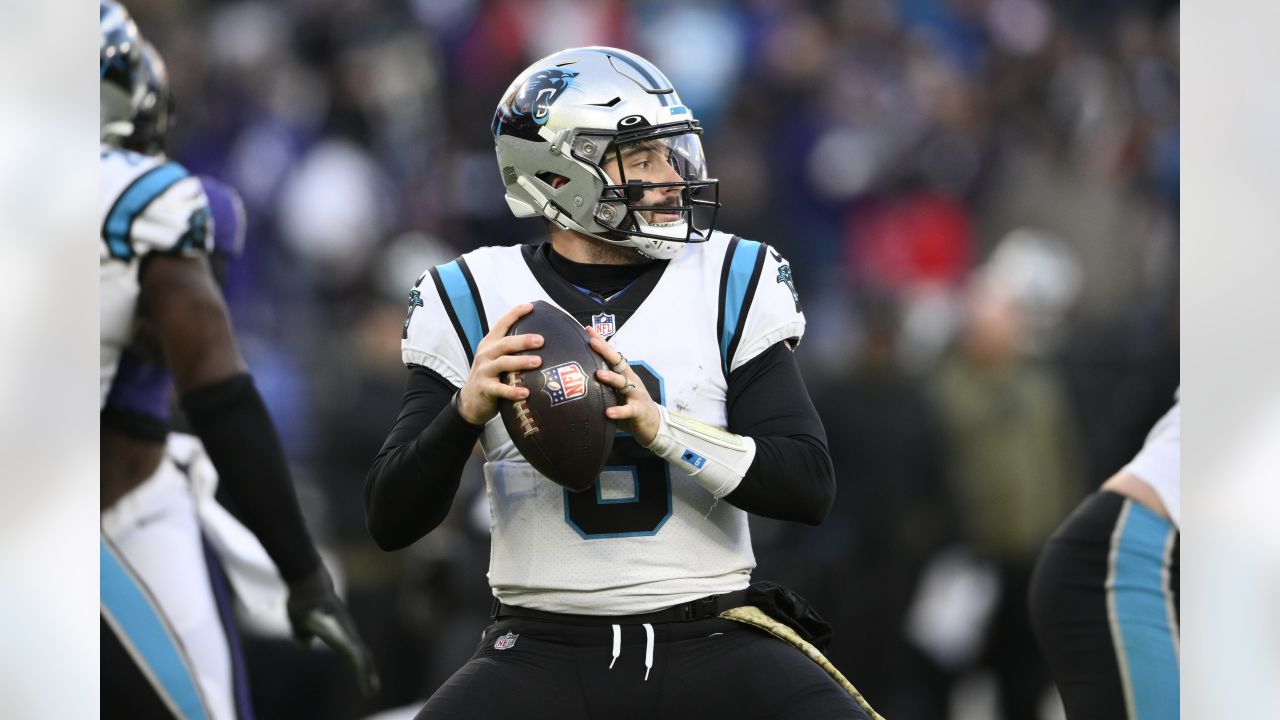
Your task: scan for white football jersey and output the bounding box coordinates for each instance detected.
[100,145,212,407]
[403,231,805,614]
[1124,397,1181,528]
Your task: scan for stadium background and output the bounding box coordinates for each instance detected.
[124,0,1180,717]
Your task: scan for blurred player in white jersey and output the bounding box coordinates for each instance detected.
[99,3,377,716]
[367,48,879,719]
[1029,392,1180,719]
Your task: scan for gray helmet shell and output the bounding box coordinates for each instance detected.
[100,0,146,143]
[492,47,718,260]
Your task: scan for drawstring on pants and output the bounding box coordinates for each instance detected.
[643,623,654,681]
[609,624,621,669]
[606,623,657,681]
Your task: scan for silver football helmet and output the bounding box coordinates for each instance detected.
[124,41,175,155]
[492,47,720,260]
[100,0,146,143]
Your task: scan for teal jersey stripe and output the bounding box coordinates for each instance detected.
[103,162,190,260]
[720,239,763,375]
[100,538,210,720]
[1113,502,1180,719]
[436,260,485,357]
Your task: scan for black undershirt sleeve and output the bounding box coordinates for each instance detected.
[364,366,484,551]
[365,342,832,547]
[369,235,830,551]
[181,374,322,583]
[723,342,835,525]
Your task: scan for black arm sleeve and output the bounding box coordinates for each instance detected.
[364,366,484,551]
[181,374,321,584]
[723,342,835,525]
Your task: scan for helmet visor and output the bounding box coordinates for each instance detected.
[610,131,708,186]
[590,124,719,243]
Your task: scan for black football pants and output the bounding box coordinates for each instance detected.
[416,616,872,719]
[1029,491,1180,719]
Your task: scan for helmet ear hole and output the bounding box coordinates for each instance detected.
[536,172,571,189]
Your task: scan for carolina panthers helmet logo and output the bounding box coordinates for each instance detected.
[493,68,578,141]
[514,69,577,123]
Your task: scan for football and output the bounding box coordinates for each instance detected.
[499,300,617,492]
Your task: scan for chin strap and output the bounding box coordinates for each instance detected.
[101,120,136,143]
[515,175,571,229]
[516,171,689,260]
[643,406,756,498]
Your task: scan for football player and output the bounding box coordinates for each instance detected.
[367,48,878,719]
[1029,393,1180,719]
[99,3,377,717]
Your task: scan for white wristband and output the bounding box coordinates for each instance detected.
[643,406,756,498]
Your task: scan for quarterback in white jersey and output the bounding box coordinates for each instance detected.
[367,47,877,720]
[402,231,802,613]
[1114,397,1180,527]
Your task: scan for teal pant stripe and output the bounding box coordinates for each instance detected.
[100,538,210,720]
[1114,502,1179,719]
[720,239,762,375]
[437,260,484,357]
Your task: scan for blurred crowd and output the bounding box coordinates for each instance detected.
[126,0,1180,717]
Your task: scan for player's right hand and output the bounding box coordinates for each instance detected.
[456,302,543,426]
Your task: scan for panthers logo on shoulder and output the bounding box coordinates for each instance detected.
[776,264,801,313]
[175,206,211,253]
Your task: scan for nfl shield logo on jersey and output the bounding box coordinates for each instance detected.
[541,362,588,406]
[591,312,616,339]
[493,632,519,650]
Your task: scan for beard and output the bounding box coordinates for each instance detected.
[580,237,650,264]
[640,196,682,226]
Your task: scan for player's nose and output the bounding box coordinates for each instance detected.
[657,158,682,184]
[649,168,681,204]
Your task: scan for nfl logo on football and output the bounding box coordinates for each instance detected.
[493,632,519,651]
[541,362,588,406]
[591,312,616,339]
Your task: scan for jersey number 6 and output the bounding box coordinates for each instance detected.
[564,362,672,538]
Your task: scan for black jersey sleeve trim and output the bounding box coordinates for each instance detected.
[428,258,489,366]
[717,238,767,377]
[101,161,191,261]
[457,257,490,334]
[716,236,739,376]
[428,267,471,364]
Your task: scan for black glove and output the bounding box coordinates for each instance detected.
[286,566,381,699]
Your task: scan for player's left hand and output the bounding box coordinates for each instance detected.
[286,566,381,700]
[587,327,661,446]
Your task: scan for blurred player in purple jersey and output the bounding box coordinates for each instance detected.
[104,175,245,438]
[100,5,377,716]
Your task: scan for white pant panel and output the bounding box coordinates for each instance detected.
[102,458,237,720]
